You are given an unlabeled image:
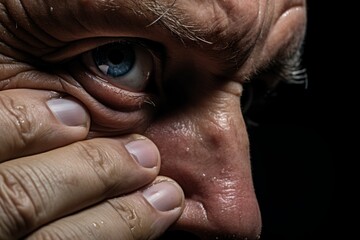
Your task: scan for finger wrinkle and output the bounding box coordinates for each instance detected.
[0,164,43,238]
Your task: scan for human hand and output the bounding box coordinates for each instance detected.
[0,89,184,240]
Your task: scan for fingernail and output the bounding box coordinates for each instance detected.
[143,181,183,212]
[47,98,89,127]
[125,139,159,168]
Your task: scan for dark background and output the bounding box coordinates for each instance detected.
[249,1,345,239]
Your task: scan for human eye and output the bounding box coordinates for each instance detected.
[82,40,156,92]
[60,38,164,111]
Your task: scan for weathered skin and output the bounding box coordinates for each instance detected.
[0,0,307,238]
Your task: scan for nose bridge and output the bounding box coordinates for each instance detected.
[145,96,262,238]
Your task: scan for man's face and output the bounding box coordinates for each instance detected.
[0,0,306,238]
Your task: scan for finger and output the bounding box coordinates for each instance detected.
[27,177,185,240]
[0,135,160,240]
[0,89,90,162]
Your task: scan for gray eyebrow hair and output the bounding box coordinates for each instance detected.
[139,0,213,45]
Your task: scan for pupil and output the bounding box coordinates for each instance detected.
[108,50,124,65]
[93,42,136,78]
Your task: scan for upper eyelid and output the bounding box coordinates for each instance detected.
[40,37,165,64]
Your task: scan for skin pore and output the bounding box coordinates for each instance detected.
[0,0,307,239]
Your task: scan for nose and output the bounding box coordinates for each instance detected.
[145,85,262,239]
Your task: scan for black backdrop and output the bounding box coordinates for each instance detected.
[249,1,342,239]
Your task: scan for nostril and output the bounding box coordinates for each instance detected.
[158,230,201,240]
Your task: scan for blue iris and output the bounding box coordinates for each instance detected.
[93,42,136,78]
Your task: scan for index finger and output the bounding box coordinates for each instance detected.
[0,89,90,162]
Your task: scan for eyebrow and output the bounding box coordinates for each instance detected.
[141,0,213,45]
[133,0,254,75]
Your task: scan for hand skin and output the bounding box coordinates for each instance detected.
[0,89,185,239]
[0,0,307,239]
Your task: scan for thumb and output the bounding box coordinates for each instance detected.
[0,89,90,162]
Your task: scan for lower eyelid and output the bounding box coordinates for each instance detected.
[67,60,159,112]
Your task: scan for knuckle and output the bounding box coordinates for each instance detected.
[74,140,123,189]
[0,94,36,148]
[0,166,44,238]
